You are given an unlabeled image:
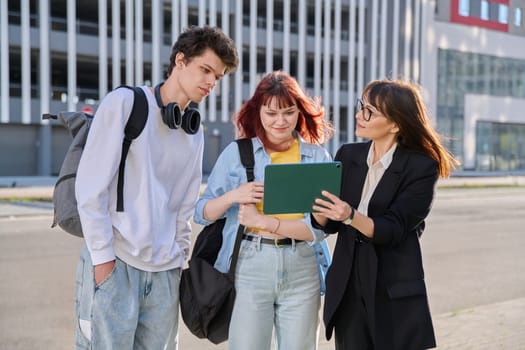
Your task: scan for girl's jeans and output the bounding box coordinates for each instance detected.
[228,237,321,350]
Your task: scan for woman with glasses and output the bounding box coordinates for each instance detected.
[311,79,459,350]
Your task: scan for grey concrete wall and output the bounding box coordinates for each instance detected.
[435,0,451,21]
[0,124,39,176]
[510,0,525,36]
[0,121,235,177]
[0,123,69,176]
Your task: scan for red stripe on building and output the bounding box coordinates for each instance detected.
[450,0,509,32]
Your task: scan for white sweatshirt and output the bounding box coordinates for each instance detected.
[76,86,203,272]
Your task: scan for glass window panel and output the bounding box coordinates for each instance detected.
[498,4,508,24]
[515,8,522,26]
[476,121,493,171]
[481,0,489,20]
[459,0,470,16]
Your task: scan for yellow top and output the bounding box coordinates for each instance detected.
[247,138,304,234]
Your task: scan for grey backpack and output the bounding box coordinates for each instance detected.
[43,86,148,237]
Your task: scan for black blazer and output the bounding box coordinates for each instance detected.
[323,142,437,350]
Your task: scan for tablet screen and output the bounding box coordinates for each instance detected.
[263,161,342,214]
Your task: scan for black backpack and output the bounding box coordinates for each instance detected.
[179,138,254,344]
[42,86,148,237]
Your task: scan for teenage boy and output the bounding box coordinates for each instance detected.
[74,26,239,349]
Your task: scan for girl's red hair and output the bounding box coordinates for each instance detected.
[233,70,333,145]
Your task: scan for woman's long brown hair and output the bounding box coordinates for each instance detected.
[364,79,459,177]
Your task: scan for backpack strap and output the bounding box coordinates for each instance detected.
[236,138,255,181]
[228,138,255,275]
[116,86,148,212]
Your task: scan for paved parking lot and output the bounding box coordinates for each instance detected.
[1,183,524,349]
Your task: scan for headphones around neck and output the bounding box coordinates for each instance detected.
[154,82,201,135]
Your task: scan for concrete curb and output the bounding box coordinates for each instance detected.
[437,175,525,188]
[1,175,525,200]
[0,186,54,199]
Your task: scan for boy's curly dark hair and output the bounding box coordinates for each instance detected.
[167,26,239,77]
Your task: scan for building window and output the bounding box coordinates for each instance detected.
[481,0,489,20]
[515,8,523,27]
[437,49,525,171]
[459,0,470,16]
[498,4,508,24]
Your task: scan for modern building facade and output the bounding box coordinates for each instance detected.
[1,0,524,176]
[423,0,525,171]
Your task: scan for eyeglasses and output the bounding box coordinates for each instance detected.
[356,98,378,122]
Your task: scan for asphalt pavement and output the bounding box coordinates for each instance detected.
[1,175,525,349]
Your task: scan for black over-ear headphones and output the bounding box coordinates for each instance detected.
[154,82,201,135]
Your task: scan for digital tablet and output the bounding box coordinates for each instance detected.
[263,161,342,214]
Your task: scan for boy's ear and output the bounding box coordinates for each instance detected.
[175,52,186,68]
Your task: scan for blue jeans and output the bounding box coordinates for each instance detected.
[75,244,180,350]
[228,237,321,350]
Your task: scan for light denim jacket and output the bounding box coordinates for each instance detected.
[194,137,332,295]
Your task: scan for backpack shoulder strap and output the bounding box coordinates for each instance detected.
[229,138,255,275]
[235,138,255,182]
[116,86,148,212]
[123,86,148,139]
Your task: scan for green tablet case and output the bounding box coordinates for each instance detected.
[263,161,342,214]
